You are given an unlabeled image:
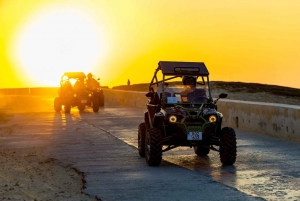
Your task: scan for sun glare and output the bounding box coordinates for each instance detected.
[10,5,107,87]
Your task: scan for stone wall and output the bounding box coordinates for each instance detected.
[102,89,300,142]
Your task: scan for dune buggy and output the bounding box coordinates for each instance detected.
[54,72,91,113]
[86,74,104,112]
[138,61,237,166]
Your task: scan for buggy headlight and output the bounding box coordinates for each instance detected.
[74,94,77,97]
[88,93,92,97]
[208,115,217,122]
[169,115,177,123]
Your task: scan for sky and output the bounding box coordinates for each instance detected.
[0,0,300,89]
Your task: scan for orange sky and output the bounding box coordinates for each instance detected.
[1,0,300,88]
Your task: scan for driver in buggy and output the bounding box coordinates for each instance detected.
[181,76,208,103]
[60,79,73,97]
[86,73,99,90]
[74,77,85,93]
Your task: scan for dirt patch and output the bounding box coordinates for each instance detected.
[0,147,97,201]
[0,96,98,201]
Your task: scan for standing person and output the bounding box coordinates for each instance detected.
[86,73,99,90]
[127,79,131,86]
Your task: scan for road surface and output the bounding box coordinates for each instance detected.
[1,95,300,200]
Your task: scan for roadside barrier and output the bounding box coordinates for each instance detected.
[0,87,59,96]
[1,88,299,142]
[102,89,300,142]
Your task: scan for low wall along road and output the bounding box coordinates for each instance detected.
[103,88,300,142]
[1,87,300,142]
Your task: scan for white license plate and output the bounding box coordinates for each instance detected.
[81,100,87,103]
[167,97,177,103]
[187,132,202,140]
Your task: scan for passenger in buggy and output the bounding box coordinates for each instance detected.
[86,73,99,90]
[156,83,175,99]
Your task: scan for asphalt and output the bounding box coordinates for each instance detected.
[0,96,267,200]
[43,104,264,201]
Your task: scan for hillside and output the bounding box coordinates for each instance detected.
[112,81,300,106]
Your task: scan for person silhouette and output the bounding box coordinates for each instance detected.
[86,73,99,90]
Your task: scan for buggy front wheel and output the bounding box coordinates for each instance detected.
[220,127,237,165]
[138,123,146,157]
[145,127,162,166]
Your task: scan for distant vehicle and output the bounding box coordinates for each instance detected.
[138,61,237,166]
[54,72,95,113]
[85,73,104,112]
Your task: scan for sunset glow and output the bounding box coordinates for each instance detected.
[1,0,300,88]
[12,6,106,86]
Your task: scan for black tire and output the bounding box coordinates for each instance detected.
[220,127,237,165]
[54,97,61,112]
[194,144,210,156]
[145,127,162,166]
[99,94,104,107]
[92,97,99,112]
[64,104,71,113]
[78,103,85,112]
[138,123,146,157]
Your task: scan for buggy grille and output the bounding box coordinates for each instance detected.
[187,126,202,132]
[177,125,202,133]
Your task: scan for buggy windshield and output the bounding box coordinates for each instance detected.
[153,76,210,104]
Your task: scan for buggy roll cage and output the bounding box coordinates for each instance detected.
[148,61,213,104]
[60,72,86,86]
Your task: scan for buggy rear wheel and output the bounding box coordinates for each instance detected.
[220,127,237,165]
[54,97,62,112]
[138,123,146,157]
[92,97,99,112]
[145,127,162,166]
[99,94,104,107]
[194,144,210,156]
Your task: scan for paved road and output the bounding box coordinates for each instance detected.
[1,96,300,200]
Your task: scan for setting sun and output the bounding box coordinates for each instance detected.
[9,4,107,87]
[1,0,300,89]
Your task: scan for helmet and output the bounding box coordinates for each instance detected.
[182,76,196,85]
[87,73,92,78]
